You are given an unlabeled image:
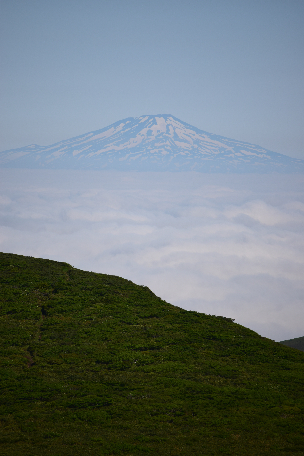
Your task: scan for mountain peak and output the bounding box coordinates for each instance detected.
[1,115,303,173]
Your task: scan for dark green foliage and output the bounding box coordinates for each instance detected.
[0,252,303,455]
[280,336,304,352]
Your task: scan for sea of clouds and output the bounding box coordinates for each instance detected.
[1,169,303,342]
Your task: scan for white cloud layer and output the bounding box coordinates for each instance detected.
[1,169,304,342]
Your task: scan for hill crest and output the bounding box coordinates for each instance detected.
[1,251,304,454]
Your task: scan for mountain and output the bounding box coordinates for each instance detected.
[1,251,304,455]
[280,336,304,352]
[1,115,304,172]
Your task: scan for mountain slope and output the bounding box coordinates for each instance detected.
[0,251,304,455]
[280,336,304,352]
[1,115,303,172]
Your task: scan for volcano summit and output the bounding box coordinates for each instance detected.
[1,115,303,172]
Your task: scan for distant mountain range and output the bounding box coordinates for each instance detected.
[280,336,304,352]
[1,115,304,172]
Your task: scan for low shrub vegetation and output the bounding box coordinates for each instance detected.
[0,252,303,455]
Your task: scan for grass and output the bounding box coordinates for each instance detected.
[0,251,303,455]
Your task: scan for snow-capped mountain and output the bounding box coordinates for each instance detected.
[1,115,303,172]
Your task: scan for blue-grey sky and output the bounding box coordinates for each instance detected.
[1,0,304,158]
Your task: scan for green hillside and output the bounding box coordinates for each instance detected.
[0,252,303,455]
[280,337,304,353]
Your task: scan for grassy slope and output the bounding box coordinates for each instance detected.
[280,337,304,353]
[0,252,303,456]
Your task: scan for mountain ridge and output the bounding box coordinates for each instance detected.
[1,114,304,173]
[280,336,304,352]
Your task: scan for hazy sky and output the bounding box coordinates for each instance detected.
[1,169,304,342]
[1,0,304,158]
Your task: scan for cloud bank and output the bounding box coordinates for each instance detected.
[1,169,303,341]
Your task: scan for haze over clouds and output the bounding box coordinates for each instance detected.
[1,169,303,342]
